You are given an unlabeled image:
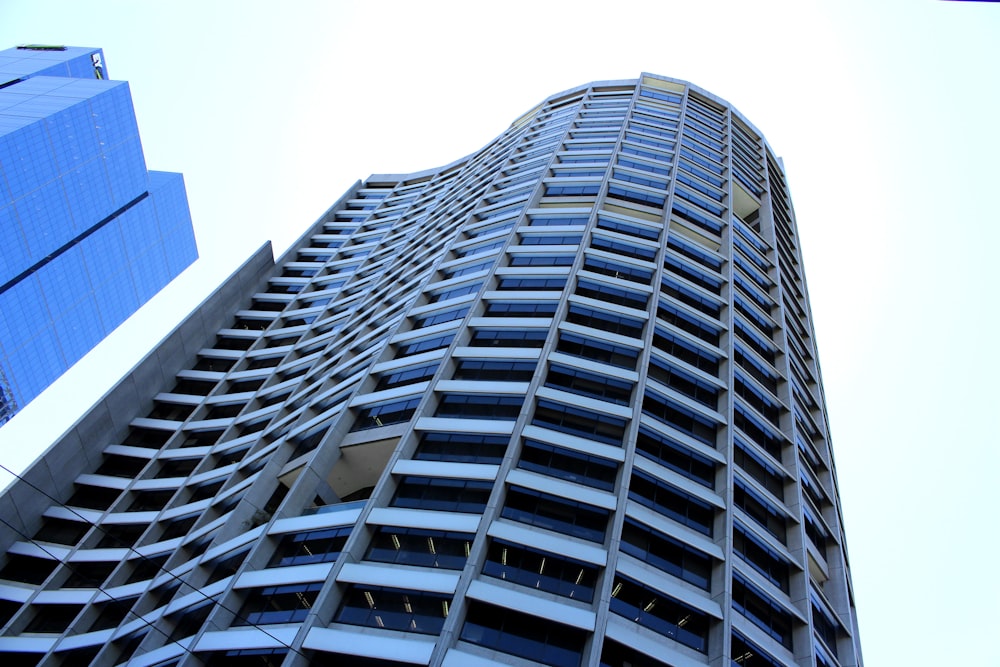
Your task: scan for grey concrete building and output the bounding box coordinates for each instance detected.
[0,74,862,667]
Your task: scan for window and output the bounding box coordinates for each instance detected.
[456,239,505,258]
[444,260,493,278]
[657,301,720,345]
[414,432,510,463]
[647,355,719,408]
[95,454,148,478]
[628,470,714,536]
[731,631,785,667]
[396,333,454,357]
[600,639,674,667]
[391,476,493,513]
[171,379,217,396]
[179,428,225,448]
[661,277,721,318]
[576,279,648,311]
[640,89,683,104]
[733,478,786,543]
[583,256,652,284]
[610,575,709,652]
[374,363,438,391]
[734,523,790,593]
[734,439,784,500]
[350,397,422,431]
[365,527,473,569]
[166,602,211,642]
[453,359,537,382]
[591,235,657,261]
[33,519,89,545]
[97,523,149,549]
[635,426,715,488]
[672,201,722,235]
[612,170,668,190]
[470,328,548,348]
[607,185,665,208]
[509,254,575,267]
[675,183,725,217]
[430,282,482,302]
[532,398,626,446]
[23,604,83,633]
[556,332,638,369]
[567,304,644,339]
[202,649,289,667]
[652,328,719,374]
[732,574,794,650]
[435,394,524,420]
[734,295,773,337]
[545,184,600,197]
[621,144,671,164]
[620,518,712,590]
[518,439,618,491]
[335,585,451,635]
[233,583,321,626]
[269,527,351,567]
[502,486,609,542]
[483,539,598,601]
[734,344,779,394]
[124,554,168,584]
[413,306,468,328]
[735,374,781,427]
[679,140,724,171]
[88,597,136,632]
[204,548,250,585]
[734,318,775,364]
[811,593,842,657]
[159,514,198,542]
[734,404,783,460]
[61,561,115,588]
[545,363,633,405]
[0,554,58,585]
[642,390,717,445]
[66,484,120,511]
[528,215,589,227]
[663,254,723,293]
[483,301,558,317]
[519,234,583,245]
[460,601,587,667]
[624,133,675,152]
[497,277,567,291]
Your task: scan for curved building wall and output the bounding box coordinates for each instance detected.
[0,73,862,667]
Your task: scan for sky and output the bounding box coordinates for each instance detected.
[1,1,998,663]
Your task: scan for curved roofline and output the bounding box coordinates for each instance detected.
[365,73,783,187]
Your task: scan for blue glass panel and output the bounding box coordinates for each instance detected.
[55,293,105,362]
[0,203,30,281]
[16,179,75,263]
[0,275,50,351]
[37,245,88,317]
[0,47,194,419]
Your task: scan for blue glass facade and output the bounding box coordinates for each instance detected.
[0,46,197,423]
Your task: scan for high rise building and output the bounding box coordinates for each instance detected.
[0,74,862,666]
[0,45,198,424]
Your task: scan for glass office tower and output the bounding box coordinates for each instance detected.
[0,74,861,666]
[0,45,198,423]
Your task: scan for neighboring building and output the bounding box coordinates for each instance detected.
[0,74,862,666]
[0,45,198,423]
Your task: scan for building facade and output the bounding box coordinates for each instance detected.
[0,74,861,666]
[0,45,198,423]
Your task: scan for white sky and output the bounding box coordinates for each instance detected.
[1,1,998,663]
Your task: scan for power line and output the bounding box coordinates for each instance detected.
[0,461,309,660]
[0,514,202,663]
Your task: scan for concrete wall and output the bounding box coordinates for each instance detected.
[0,243,276,546]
